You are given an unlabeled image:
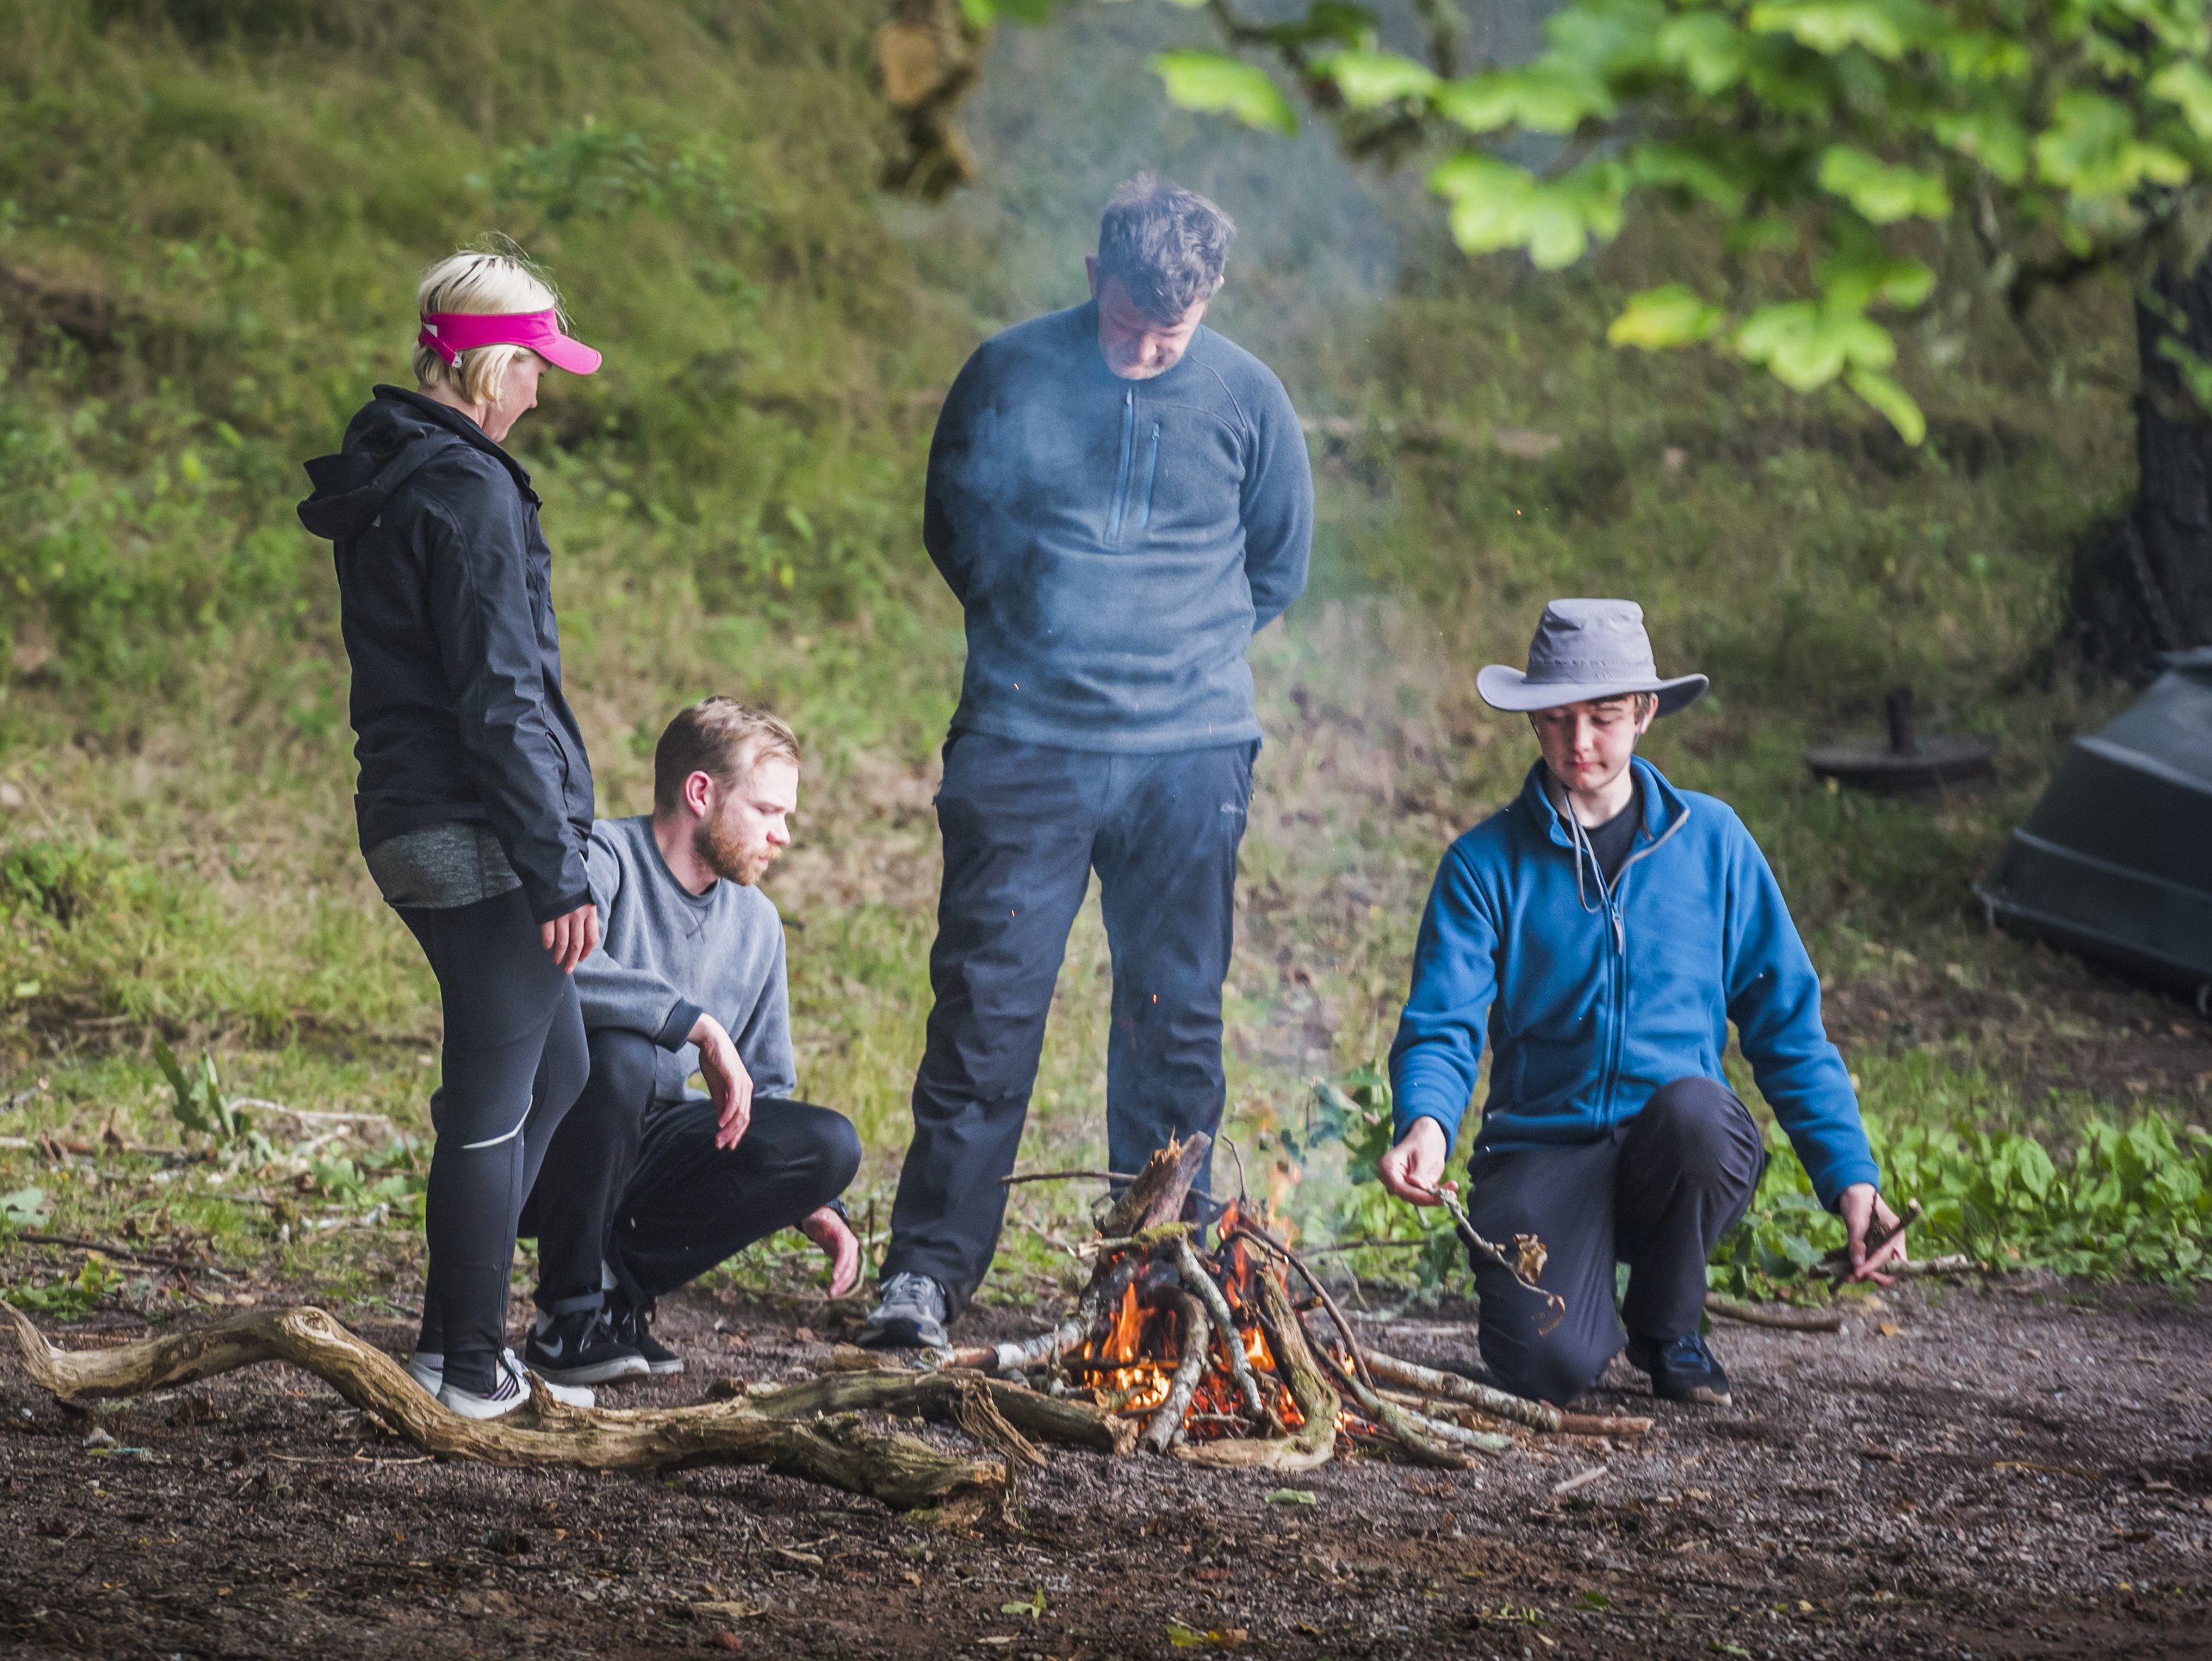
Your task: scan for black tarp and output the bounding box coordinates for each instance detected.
[1978,648,2212,1004]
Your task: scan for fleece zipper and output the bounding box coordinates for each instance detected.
[1134,423,1160,532]
[1107,386,1137,542]
[1564,795,1692,1127]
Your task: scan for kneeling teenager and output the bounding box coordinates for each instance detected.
[1378,600,1904,1408]
[519,699,862,1384]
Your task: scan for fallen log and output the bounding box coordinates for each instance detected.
[1357,1344,1653,1437]
[1704,1294,1847,1333]
[1,1303,1005,1518]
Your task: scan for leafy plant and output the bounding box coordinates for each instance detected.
[1711,1110,2212,1297]
[154,1041,253,1145]
[3,1256,115,1318]
[969,0,2212,441]
[1289,1067,1463,1298]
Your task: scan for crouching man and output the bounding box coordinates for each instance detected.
[517,698,863,1384]
[1378,600,1904,1408]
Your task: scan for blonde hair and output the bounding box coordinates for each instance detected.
[653,697,802,815]
[411,248,563,408]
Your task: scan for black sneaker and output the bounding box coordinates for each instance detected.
[1626,1331,1732,1406]
[855,1271,949,1350]
[608,1299,685,1376]
[523,1308,651,1387]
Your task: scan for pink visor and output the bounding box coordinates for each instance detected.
[417,309,601,375]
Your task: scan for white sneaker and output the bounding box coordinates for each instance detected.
[436,1348,594,1420]
[403,1351,444,1395]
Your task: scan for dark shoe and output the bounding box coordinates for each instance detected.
[608,1299,685,1376]
[1626,1331,1732,1406]
[856,1272,948,1350]
[523,1309,650,1387]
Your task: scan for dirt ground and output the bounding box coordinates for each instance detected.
[2,1275,2208,1660]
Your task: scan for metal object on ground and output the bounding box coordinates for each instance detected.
[1804,687,1996,793]
[1977,648,2212,1004]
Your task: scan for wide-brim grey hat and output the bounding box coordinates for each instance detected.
[1477,598,1708,715]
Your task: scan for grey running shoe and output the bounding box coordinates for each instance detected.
[438,1349,596,1420]
[403,1350,444,1396]
[855,1271,948,1350]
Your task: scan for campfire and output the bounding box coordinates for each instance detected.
[954,1134,1642,1469]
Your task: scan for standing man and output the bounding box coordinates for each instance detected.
[860,176,1314,1348]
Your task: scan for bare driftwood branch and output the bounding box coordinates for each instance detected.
[996,1168,1136,1187]
[737,1366,1136,1457]
[1303,1329,1486,1468]
[11,1232,218,1275]
[1705,1294,1846,1333]
[1173,1237,1266,1421]
[1141,1292,1211,1454]
[2,1304,1006,1517]
[1175,1265,1338,1472]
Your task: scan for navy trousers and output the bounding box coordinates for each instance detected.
[883,733,1256,1314]
[522,1026,861,1312]
[1463,1077,1765,1406]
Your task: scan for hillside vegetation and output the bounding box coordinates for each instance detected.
[1,1,2202,1301]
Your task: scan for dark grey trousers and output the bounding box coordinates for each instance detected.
[1463,1076,1765,1406]
[883,733,1256,1316]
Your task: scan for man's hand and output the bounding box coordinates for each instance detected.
[800,1206,863,1298]
[541,903,601,973]
[690,1012,755,1149]
[1378,1117,1454,1206]
[1838,1183,1908,1284]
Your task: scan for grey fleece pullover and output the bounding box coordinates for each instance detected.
[573,815,797,1105]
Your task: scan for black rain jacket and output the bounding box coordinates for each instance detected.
[298,386,594,922]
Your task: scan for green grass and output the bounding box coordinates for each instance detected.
[1,1,2204,1318]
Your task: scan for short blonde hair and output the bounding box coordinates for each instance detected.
[411,249,563,408]
[653,697,802,815]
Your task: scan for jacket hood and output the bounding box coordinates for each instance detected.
[296,386,530,542]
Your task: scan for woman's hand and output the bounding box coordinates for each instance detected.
[541,903,601,973]
[800,1206,863,1298]
[1838,1183,1908,1283]
[1378,1117,1453,1205]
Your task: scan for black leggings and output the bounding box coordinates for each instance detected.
[397,888,588,1394]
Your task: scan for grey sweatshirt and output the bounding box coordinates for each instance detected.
[573,815,797,1105]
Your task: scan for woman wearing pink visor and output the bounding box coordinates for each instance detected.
[298,248,608,1418]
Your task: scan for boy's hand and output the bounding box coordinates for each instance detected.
[800,1206,863,1297]
[1378,1117,1453,1205]
[689,1012,755,1149]
[1838,1183,1908,1283]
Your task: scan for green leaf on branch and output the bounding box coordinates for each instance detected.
[2150,60,2212,140]
[1817,251,1934,310]
[1431,154,1625,268]
[1654,11,1749,94]
[1845,367,1927,442]
[1630,141,1751,212]
[1817,145,1952,221]
[2035,91,2190,197]
[1733,299,1894,390]
[1436,63,1614,134]
[1608,284,1727,347]
[1930,108,2029,181]
[1150,51,1298,135]
[1321,49,1439,111]
[1746,0,1937,61]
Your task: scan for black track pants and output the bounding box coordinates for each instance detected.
[883,733,1255,1315]
[522,1026,862,1311]
[398,889,588,1394]
[1463,1077,1766,1406]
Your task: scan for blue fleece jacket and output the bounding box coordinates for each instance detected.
[1388,758,1879,1209]
[923,300,1313,752]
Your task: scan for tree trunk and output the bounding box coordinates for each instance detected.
[2075,260,2212,672]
